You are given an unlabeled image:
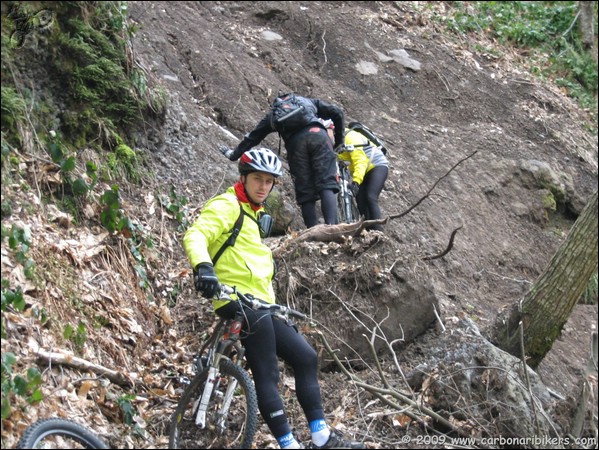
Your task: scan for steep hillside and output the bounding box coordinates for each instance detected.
[2,2,597,448]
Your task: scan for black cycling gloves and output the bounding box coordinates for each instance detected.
[194,262,219,298]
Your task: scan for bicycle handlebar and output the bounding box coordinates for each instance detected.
[218,285,307,321]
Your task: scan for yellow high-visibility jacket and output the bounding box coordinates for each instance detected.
[337,129,375,185]
[183,186,275,310]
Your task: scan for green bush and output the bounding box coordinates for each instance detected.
[1,353,43,419]
[439,1,598,118]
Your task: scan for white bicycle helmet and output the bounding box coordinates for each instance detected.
[239,147,283,177]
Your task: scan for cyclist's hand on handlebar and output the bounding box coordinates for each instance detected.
[334,144,346,153]
[194,263,220,298]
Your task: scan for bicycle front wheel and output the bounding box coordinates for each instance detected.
[169,358,258,449]
[16,418,109,449]
[337,189,359,223]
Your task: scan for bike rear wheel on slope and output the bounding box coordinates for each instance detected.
[16,418,109,449]
[169,358,258,449]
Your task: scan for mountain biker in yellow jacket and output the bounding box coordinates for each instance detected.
[183,147,364,450]
[183,184,276,311]
[338,129,374,185]
[324,121,389,231]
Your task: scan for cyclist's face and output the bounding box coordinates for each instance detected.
[243,172,275,204]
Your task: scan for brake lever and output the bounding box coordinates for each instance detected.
[218,284,235,300]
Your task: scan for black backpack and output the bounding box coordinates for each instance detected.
[270,93,315,133]
[347,121,388,155]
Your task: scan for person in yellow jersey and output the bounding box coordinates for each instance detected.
[183,147,365,449]
[323,120,389,230]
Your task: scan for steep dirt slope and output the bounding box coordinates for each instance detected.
[1,1,597,448]
[128,0,596,318]
[122,1,598,446]
[128,0,597,346]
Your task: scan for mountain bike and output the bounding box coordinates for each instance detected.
[337,160,360,223]
[169,285,307,449]
[16,418,109,449]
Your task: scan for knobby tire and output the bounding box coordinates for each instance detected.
[337,187,359,224]
[337,164,359,224]
[16,418,109,449]
[169,358,258,449]
[337,191,359,223]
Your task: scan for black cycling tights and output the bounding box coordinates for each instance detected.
[216,304,325,439]
[356,165,388,230]
[301,189,338,228]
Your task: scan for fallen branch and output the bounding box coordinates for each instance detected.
[273,152,476,250]
[273,218,387,256]
[422,225,463,261]
[36,349,133,388]
[292,218,368,244]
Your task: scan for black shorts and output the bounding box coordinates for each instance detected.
[285,126,339,204]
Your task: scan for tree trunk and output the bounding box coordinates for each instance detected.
[491,190,598,368]
[578,1,597,64]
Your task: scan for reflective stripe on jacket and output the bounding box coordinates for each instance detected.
[183,186,276,309]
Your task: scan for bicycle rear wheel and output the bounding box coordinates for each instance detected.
[169,358,258,449]
[16,418,109,449]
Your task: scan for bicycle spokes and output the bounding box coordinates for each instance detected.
[169,359,258,449]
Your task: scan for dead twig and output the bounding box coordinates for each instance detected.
[519,321,541,435]
[316,331,475,440]
[321,30,328,66]
[432,304,446,332]
[433,68,451,92]
[389,150,478,220]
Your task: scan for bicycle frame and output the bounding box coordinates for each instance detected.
[170,285,306,449]
[194,314,245,429]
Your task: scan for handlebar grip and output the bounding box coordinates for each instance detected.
[289,310,307,320]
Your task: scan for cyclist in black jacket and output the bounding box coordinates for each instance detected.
[223,94,344,228]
